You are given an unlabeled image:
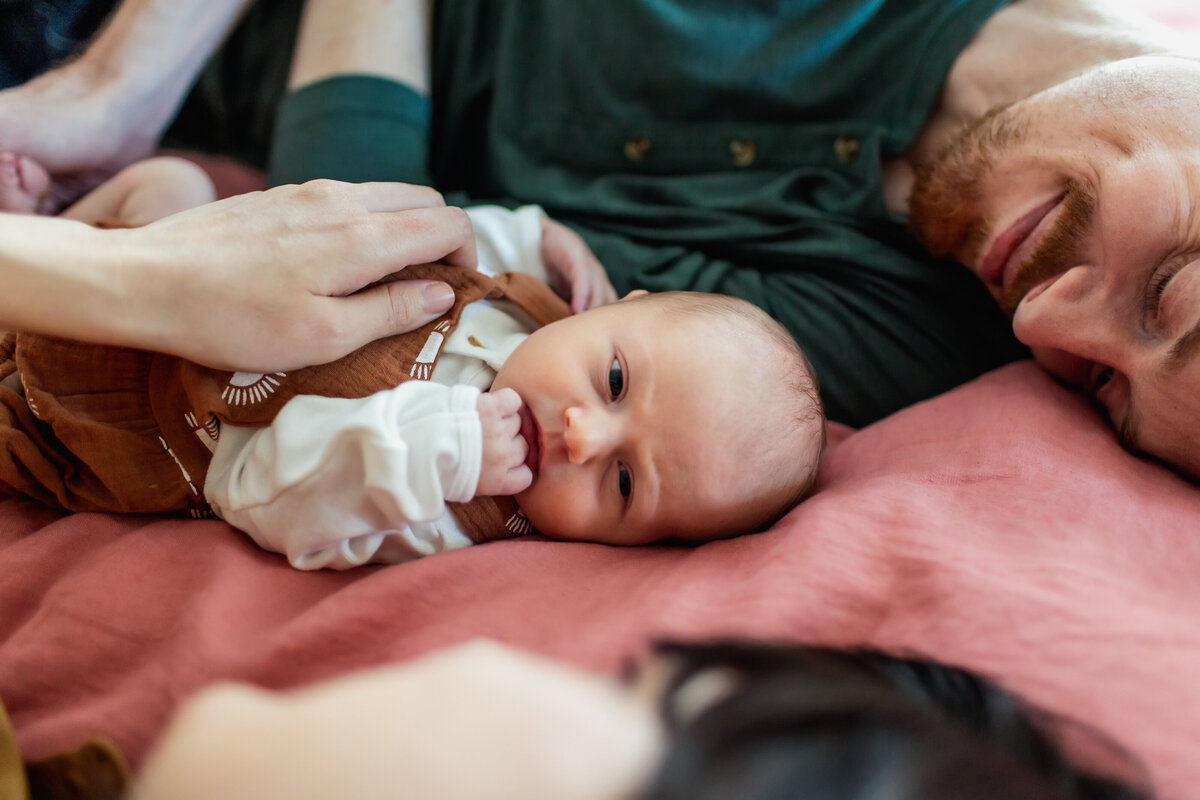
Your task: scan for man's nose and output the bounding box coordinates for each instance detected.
[563,405,618,465]
[1011,264,1130,375]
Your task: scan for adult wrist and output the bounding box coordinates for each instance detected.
[59,23,153,107]
[96,224,193,356]
[0,215,137,344]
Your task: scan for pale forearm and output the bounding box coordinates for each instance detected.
[0,0,258,191]
[76,0,256,131]
[0,213,143,344]
[288,0,432,92]
[0,181,471,372]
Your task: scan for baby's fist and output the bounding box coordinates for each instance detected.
[541,216,617,313]
[475,388,533,497]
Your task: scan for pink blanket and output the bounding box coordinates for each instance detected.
[2,362,1198,798]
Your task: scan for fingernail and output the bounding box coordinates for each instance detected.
[423,282,455,313]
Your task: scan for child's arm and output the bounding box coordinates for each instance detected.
[204,381,527,570]
[59,156,216,227]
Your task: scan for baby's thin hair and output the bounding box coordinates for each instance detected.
[628,291,827,527]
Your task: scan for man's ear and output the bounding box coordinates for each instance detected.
[619,289,650,302]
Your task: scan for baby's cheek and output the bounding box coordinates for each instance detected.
[515,478,594,542]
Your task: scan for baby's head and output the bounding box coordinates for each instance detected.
[0,152,52,215]
[491,290,826,546]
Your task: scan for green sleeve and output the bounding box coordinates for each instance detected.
[573,223,1027,427]
[267,75,432,187]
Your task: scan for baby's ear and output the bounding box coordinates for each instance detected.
[618,289,650,302]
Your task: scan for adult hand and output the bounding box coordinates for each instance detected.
[0,0,256,207]
[0,180,476,371]
[475,388,533,497]
[122,180,477,371]
[0,64,152,207]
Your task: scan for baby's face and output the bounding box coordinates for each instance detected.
[491,297,813,545]
[0,152,51,215]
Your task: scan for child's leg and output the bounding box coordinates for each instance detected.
[0,335,196,513]
[58,156,217,227]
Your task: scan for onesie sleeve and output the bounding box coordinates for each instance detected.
[204,382,481,570]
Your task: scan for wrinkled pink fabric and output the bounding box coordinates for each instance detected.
[2,362,1198,798]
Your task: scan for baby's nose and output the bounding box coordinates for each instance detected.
[563,406,617,465]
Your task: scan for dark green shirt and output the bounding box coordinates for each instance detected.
[269,0,1028,426]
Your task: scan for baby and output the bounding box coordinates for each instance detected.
[0,150,216,224]
[0,155,826,569]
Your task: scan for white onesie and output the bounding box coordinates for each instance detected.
[205,205,549,570]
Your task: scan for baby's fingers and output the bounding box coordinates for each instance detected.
[475,448,530,497]
[499,465,533,496]
[572,269,617,313]
[486,387,523,417]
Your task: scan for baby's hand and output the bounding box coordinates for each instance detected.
[541,216,618,313]
[475,388,533,497]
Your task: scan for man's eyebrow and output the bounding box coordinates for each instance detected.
[1166,319,1200,373]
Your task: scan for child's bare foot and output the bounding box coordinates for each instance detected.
[0,151,53,215]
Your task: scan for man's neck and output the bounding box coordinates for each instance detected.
[885,0,1185,213]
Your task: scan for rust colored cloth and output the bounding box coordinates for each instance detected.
[0,265,568,543]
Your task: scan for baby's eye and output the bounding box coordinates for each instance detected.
[617,463,632,500]
[1088,364,1116,398]
[608,357,624,399]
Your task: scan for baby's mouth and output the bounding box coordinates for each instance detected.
[518,403,541,477]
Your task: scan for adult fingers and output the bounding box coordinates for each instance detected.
[379,205,477,273]
[353,183,477,268]
[313,279,458,359]
[318,205,476,297]
[352,181,448,212]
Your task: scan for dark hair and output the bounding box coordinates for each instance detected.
[637,641,1150,800]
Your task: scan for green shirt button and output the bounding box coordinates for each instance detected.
[729,139,757,167]
[834,136,861,163]
[623,137,652,162]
